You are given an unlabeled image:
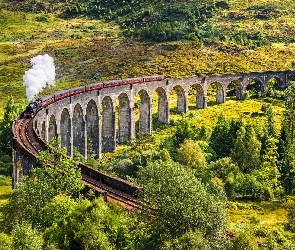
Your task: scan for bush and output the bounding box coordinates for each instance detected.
[234,174,263,199]
[11,222,43,250]
[285,200,295,232]
[263,187,274,201]
[0,233,11,250]
[224,174,235,198]
[232,231,259,250]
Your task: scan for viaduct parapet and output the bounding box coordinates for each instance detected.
[24,70,295,161]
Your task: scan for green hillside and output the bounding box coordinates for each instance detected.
[1,0,295,116]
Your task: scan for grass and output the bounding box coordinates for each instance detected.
[227,200,287,229]
[0,176,12,215]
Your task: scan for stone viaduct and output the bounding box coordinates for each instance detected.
[33,70,295,158]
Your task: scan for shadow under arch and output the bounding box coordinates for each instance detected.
[60,108,71,156]
[48,114,57,142]
[246,78,263,98]
[101,96,115,152]
[170,85,187,113]
[265,77,284,98]
[73,103,85,156]
[227,80,243,100]
[86,100,99,157]
[117,93,131,144]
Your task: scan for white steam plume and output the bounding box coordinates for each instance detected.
[23,54,55,102]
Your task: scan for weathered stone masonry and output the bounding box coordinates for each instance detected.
[33,70,295,159]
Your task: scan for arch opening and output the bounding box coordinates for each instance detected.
[41,121,46,140]
[227,80,243,100]
[86,100,99,157]
[188,84,205,109]
[16,159,23,184]
[48,115,57,142]
[265,77,284,99]
[73,103,86,156]
[60,108,71,156]
[245,78,263,98]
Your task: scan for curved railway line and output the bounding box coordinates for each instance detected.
[12,116,140,211]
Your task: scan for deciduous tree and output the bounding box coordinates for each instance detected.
[0,139,84,232]
[136,160,227,248]
[176,139,206,169]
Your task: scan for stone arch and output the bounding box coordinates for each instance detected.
[101,96,115,152]
[170,85,187,112]
[227,80,243,100]
[117,93,131,143]
[86,99,99,157]
[154,87,169,123]
[73,103,85,156]
[60,108,71,156]
[246,78,263,98]
[207,82,225,104]
[137,89,151,133]
[48,114,57,142]
[265,77,284,97]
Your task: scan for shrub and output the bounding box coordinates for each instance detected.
[232,230,259,250]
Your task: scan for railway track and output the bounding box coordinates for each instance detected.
[13,117,43,156]
[13,116,140,210]
[82,174,140,210]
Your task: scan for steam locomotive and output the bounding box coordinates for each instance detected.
[22,75,164,118]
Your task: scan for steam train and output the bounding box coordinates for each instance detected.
[22,75,164,118]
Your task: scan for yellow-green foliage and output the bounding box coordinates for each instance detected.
[227,200,287,228]
[0,177,12,212]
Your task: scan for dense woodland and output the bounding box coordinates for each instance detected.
[1,0,295,249]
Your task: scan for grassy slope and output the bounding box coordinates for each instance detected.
[1,0,295,116]
[0,177,12,212]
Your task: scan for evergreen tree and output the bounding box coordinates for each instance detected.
[231,124,261,173]
[209,115,241,158]
[255,137,280,191]
[264,103,277,138]
[172,120,195,149]
[278,84,295,193]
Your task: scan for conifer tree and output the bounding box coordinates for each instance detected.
[209,115,231,158]
[231,124,261,173]
[279,84,295,193]
[210,115,241,159]
[262,103,277,139]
